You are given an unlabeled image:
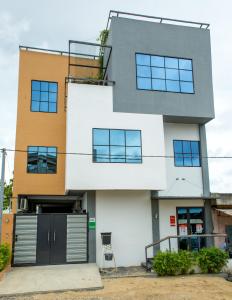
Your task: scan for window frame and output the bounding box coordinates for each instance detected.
[92,128,143,164]
[173,140,201,167]
[27,146,58,174]
[135,53,195,94]
[30,80,58,113]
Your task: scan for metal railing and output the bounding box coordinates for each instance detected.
[145,233,227,270]
[66,77,115,86]
[19,45,98,59]
[106,10,210,30]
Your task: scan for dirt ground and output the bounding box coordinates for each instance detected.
[6,275,232,300]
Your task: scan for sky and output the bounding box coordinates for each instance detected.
[0,0,231,192]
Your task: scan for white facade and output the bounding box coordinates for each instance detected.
[95,190,153,267]
[159,123,203,198]
[159,199,204,251]
[66,83,166,191]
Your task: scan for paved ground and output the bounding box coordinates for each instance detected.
[0,264,102,297]
[2,274,232,300]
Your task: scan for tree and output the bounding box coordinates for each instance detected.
[3,179,13,210]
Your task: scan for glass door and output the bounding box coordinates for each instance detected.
[177,207,205,251]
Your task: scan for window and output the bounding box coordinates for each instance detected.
[173,140,200,167]
[177,207,205,251]
[31,80,58,113]
[92,129,142,163]
[136,53,194,94]
[27,146,57,173]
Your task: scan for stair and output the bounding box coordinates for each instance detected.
[141,257,153,272]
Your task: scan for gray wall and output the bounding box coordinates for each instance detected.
[108,17,214,124]
[87,191,96,263]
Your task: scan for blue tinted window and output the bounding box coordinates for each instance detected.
[27,146,57,173]
[152,79,166,91]
[137,77,151,90]
[166,80,180,92]
[174,140,200,167]
[180,82,194,94]
[165,57,178,69]
[179,59,192,70]
[93,146,110,162]
[152,67,165,79]
[110,130,125,146]
[93,129,109,145]
[166,69,179,80]
[136,54,194,94]
[93,129,142,164]
[136,54,150,65]
[151,56,164,67]
[137,66,151,77]
[31,80,58,113]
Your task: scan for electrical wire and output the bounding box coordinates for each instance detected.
[1,147,232,159]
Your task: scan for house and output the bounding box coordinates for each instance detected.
[211,193,232,255]
[5,11,215,267]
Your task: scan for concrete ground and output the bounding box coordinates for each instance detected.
[0,263,102,297]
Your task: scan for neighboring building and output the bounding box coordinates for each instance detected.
[6,12,215,267]
[211,193,232,254]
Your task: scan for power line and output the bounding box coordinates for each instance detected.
[1,147,232,159]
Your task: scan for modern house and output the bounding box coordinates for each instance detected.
[6,11,215,267]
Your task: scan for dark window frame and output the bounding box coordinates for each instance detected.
[173,139,201,167]
[30,80,58,113]
[176,206,205,251]
[135,53,195,94]
[27,146,58,174]
[92,128,142,164]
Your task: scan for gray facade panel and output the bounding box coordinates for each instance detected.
[199,125,210,197]
[87,191,96,263]
[108,17,214,123]
[151,195,160,255]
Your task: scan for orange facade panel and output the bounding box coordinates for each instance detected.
[13,50,99,212]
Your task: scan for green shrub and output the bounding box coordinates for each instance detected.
[197,247,228,273]
[0,244,10,272]
[153,251,182,276]
[178,250,196,275]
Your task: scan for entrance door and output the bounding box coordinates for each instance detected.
[177,207,205,251]
[226,225,232,258]
[36,214,67,265]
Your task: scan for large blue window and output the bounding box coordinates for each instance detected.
[136,54,194,94]
[93,129,142,163]
[31,80,58,113]
[27,146,57,173]
[173,140,200,167]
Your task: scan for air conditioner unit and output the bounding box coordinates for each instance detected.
[19,198,28,211]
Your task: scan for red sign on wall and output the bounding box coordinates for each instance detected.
[170,215,176,226]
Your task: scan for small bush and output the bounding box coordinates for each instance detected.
[178,250,196,275]
[197,247,228,273]
[153,251,182,276]
[0,244,10,272]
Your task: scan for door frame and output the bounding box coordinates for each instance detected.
[12,213,89,267]
[176,206,205,251]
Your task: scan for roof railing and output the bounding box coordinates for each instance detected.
[106,10,210,30]
[19,45,98,59]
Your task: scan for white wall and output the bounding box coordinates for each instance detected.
[159,123,203,197]
[159,199,204,251]
[96,190,153,267]
[66,83,166,191]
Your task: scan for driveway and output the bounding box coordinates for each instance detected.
[0,263,102,297]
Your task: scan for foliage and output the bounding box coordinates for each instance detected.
[153,251,182,276]
[178,250,196,275]
[97,29,109,80]
[4,179,13,210]
[197,247,228,273]
[153,248,228,276]
[0,244,10,271]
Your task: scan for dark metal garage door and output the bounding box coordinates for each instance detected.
[12,213,88,266]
